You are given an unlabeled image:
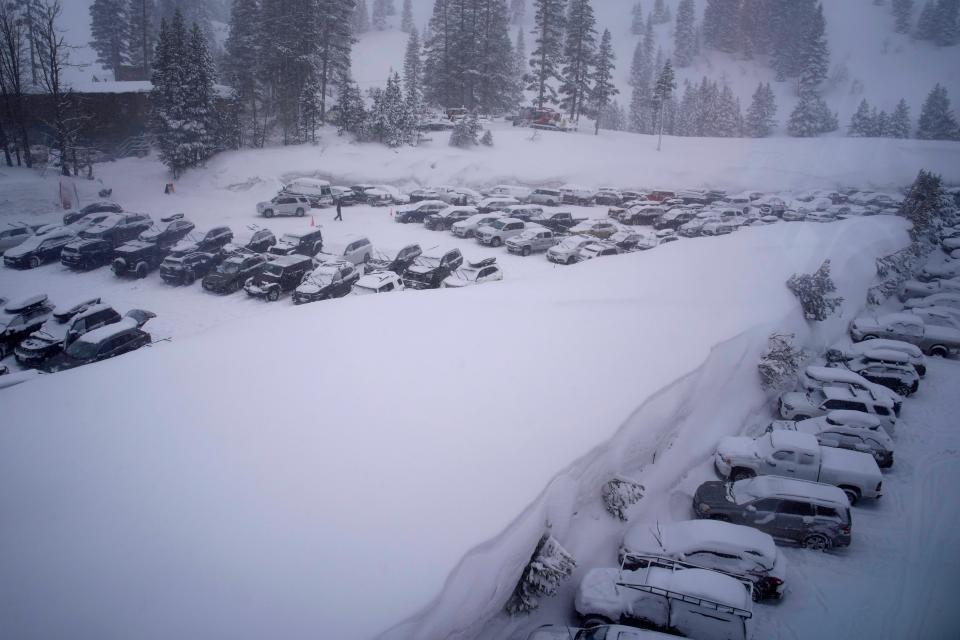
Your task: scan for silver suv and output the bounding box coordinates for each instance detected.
[256,195,311,218]
[693,475,852,550]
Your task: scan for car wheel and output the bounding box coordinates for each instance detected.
[112,260,124,276]
[802,534,830,551]
[582,616,612,629]
[29,255,40,269]
[793,414,811,421]
[491,237,502,247]
[296,208,305,217]
[896,383,911,397]
[929,345,949,358]
[751,587,763,603]
[566,256,575,265]
[840,486,861,505]
[263,209,274,218]
[267,288,280,302]
[861,334,879,341]
[708,514,731,522]
[521,246,531,257]
[730,468,755,482]
[135,262,148,279]
[184,270,196,286]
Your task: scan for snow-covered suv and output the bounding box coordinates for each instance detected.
[475,218,531,247]
[850,312,960,357]
[767,411,895,468]
[256,195,311,218]
[527,188,562,206]
[506,228,559,256]
[547,235,594,265]
[779,385,897,432]
[452,213,503,238]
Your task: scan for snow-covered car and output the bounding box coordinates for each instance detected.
[909,306,960,331]
[0,225,35,255]
[476,196,521,213]
[408,187,441,202]
[403,248,464,290]
[578,241,621,261]
[364,185,408,206]
[528,210,583,233]
[201,252,268,294]
[241,228,277,254]
[280,177,333,207]
[898,276,960,302]
[62,200,123,226]
[574,559,753,639]
[654,208,697,230]
[0,294,55,358]
[42,314,154,373]
[365,244,422,275]
[780,209,806,222]
[394,200,447,223]
[714,430,883,504]
[700,218,738,236]
[609,230,657,252]
[547,234,594,264]
[330,186,362,206]
[826,338,927,376]
[435,185,479,205]
[257,195,312,218]
[593,188,623,206]
[840,355,920,398]
[569,219,620,239]
[799,365,904,409]
[293,260,360,304]
[451,213,503,238]
[244,255,313,301]
[3,227,75,269]
[561,184,596,205]
[614,205,666,226]
[475,217,531,247]
[618,519,787,601]
[767,412,895,468]
[314,235,373,266]
[525,624,678,640]
[501,204,545,222]
[850,312,960,357]
[268,229,324,257]
[483,184,532,201]
[903,292,960,312]
[525,188,562,207]
[441,257,502,288]
[111,215,198,278]
[158,249,224,285]
[351,270,405,295]
[778,385,896,432]
[693,476,852,550]
[424,206,477,231]
[918,260,960,282]
[14,300,120,368]
[506,228,559,256]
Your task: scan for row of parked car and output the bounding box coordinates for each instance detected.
[526,230,960,640]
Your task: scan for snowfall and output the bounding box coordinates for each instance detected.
[1,0,960,639]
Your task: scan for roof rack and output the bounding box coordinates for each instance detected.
[618,553,755,614]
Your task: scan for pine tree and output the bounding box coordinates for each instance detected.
[299,72,323,143]
[354,0,371,33]
[591,28,618,134]
[514,27,527,91]
[224,0,262,147]
[651,0,670,24]
[183,22,218,163]
[89,0,130,76]
[934,0,959,45]
[336,79,367,137]
[127,0,157,79]
[889,98,912,138]
[745,82,777,137]
[714,82,741,137]
[401,0,414,32]
[527,0,566,109]
[631,2,644,35]
[314,0,357,123]
[559,0,597,122]
[787,91,838,137]
[481,128,494,145]
[450,110,482,147]
[151,13,190,175]
[373,0,388,30]
[892,0,914,33]
[917,83,960,140]
[875,109,891,137]
[771,0,818,81]
[900,169,950,244]
[403,27,423,104]
[653,59,676,149]
[703,0,740,53]
[510,0,526,24]
[674,0,696,67]
[787,260,844,321]
[798,2,829,94]
[369,72,409,146]
[848,98,875,136]
[915,0,938,38]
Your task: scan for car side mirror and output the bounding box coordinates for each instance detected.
[746,505,757,513]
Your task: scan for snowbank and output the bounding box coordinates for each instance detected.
[0,217,908,640]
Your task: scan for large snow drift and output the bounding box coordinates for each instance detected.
[0,217,907,639]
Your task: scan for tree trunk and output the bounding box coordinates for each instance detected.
[0,119,12,166]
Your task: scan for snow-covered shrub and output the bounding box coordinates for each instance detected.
[786,259,844,321]
[758,333,805,392]
[449,112,481,148]
[901,169,956,246]
[601,475,645,521]
[480,129,494,146]
[867,246,923,305]
[505,534,576,615]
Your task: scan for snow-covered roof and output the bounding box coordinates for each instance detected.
[849,338,923,358]
[825,411,882,428]
[878,312,924,327]
[5,294,48,313]
[736,476,849,507]
[623,520,777,568]
[804,365,868,386]
[769,430,818,453]
[645,567,752,612]
[73,317,140,345]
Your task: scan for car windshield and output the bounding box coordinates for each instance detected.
[35,316,70,341]
[576,627,609,640]
[218,260,242,274]
[280,234,300,244]
[65,338,99,360]
[492,220,510,230]
[263,264,285,277]
[353,285,377,295]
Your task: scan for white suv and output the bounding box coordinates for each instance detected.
[475,218,531,247]
[256,195,311,218]
[779,385,897,432]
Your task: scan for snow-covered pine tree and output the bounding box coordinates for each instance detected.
[889,98,912,138]
[354,0,371,33]
[369,72,409,146]
[652,0,670,24]
[892,0,914,33]
[127,0,157,79]
[697,77,721,136]
[224,0,262,148]
[510,0,526,25]
[514,27,527,92]
[314,0,357,123]
[771,0,817,81]
[336,79,367,137]
[602,476,645,521]
[89,0,130,76]
[703,0,740,53]
[787,90,838,137]
[758,333,805,392]
[559,0,597,123]
[740,0,772,58]
[373,0,388,30]
[299,72,323,143]
[900,169,950,245]
[449,110,481,147]
[182,22,219,165]
[675,80,698,136]
[848,98,874,136]
[798,2,829,95]
[934,0,959,46]
[591,28,618,135]
[915,0,938,39]
[528,0,566,109]
[505,534,576,615]
[714,82,741,137]
[151,14,191,176]
[403,27,423,104]
[401,0,414,32]
[481,128,494,145]
[631,2,644,35]
[874,109,891,137]
[787,260,844,321]
[475,0,520,114]
[745,82,776,137]
[653,58,676,148]
[674,0,696,66]
[917,83,960,140]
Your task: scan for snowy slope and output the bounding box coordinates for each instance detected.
[0,216,908,640]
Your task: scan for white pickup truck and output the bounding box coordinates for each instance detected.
[714,431,883,505]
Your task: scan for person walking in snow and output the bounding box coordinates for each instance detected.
[334,198,343,221]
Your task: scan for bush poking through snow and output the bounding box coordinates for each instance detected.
[481,129,494,146]
[505,534,576,615]
[867,246,923,305]
[601,475,645,521]
[787,260,844,321]
[758,333,805,392]
[449,112,482,148]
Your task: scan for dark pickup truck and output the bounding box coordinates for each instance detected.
[365,243,422,275]
[528,211,584,233]
[402,248,464,290]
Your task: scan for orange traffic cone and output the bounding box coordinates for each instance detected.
[310,215,315,227]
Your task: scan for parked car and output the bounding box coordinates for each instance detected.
[898,277,960,302]
[483,184,532,201]
[256,195,312,218]
[700,218,738,236]
[60,237,113,271]
[11,296,100,366]
[3,227,75,268]
[293,260,361,304]
[715,430,883,504]
[500,204,544,222]
[838,355,920,398]
[441,257,503,288]
[779,384,896,432]
[826,338,927,376]
[476,217,532,247]
[408,187,441,203]
[62,201,122,226]
[850,312,960,357]
[67,212,153,249]
[506,228,559,256]
[693,475,852,550]
[654,208,697,230]
[781,209,806,222]
[0,224,35,255]
[526,188,562,207]
[424,206,477,231]
[364,185,408,206]
[767,412,894,469]
[918,261,960,282]
[352,270,405,295]
[614,205,665,226]
[43,314,154,372]
[365,243,422,275]
[315,235,373,265]
[578,241,621,261]
[202,251,267,294]
[574,558,753,639]
[111,215,197,278]
[244,254,314,301]
[137,214,196,248]
[799,364,904,409]
[560,184,595,205]
[476,196,521,213]
[619,520,786,602]
[159,249,225,285]
[402,248,464,290]
[547,234,595,264]
[452,213,504,238]
[242,228,278,253]
[610,230,657,252]
[569,219,620,239]
[281,177,333,207]
[908,305,960,331]
[904,292,960,312]
[394,200,447,223]
[0,294,56,358]
[594,188,623,206]
[330,186,362,206]
[526,625,678,640]
[268,229,324,257]
[528,210,584,233]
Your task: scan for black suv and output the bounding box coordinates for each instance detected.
[365,243,422,275]
[4,227,76,269]
[0,294,55,358]
[159,248,225,285]
[402,248,464,290]
[244,255,313,301]
[268,229,324,258]
[293,260,361,304]
[72,213,153,248]
[193,226,234,252]
[62,201,123,226]
[243,228,277,253]
[60,237,113,270]
[424,208,475,231]
[202,251,267,294]
[112,215,196,278]
[44,312,154,372]
[15,301,123,368]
